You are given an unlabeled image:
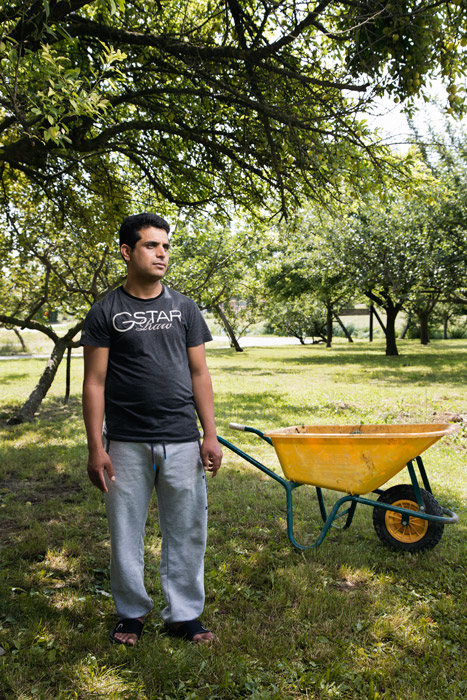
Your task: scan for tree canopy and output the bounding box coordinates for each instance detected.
[262,207,354,346]
[0,160,127,422]
[2,0,467,213]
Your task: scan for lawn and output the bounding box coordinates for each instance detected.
[0,339,466,699]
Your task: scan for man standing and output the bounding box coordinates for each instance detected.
[81,213,222,646]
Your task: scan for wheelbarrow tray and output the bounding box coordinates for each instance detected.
[264,423,458,494]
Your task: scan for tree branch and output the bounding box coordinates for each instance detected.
[0,314,59,342]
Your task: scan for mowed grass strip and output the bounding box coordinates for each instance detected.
[0,339,466,699]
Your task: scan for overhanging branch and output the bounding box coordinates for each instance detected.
[0,314,59,342]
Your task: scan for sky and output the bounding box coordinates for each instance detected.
[366,80,467,152]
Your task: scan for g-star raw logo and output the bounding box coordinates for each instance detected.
[113,310,182,332]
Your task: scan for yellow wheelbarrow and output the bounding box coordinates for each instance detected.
[217,423,459,552]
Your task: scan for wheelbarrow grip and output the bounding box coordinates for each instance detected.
[229,422,246,431]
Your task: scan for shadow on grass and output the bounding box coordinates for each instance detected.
[0,397,166,697]
[0,372,31,384]
[0,396,84,429]
[209,342,467,387]
[279,349,467,385]
[1,379,466,698]
[215,389,301,415]
[1,446,465,698]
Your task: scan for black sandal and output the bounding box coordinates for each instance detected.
[110,618,144,646]
[164,619,213,642]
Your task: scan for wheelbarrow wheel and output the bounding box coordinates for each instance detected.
[373,484,444,552]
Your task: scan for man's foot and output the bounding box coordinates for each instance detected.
[165,619,214,644]
[110,617,145,646]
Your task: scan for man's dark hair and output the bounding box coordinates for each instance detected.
[119,213,170,249]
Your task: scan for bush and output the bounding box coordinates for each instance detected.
[450,324,467,339]
[332,322,355,338]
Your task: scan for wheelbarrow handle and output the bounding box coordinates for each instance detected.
[228,422,273,445]
[229,422,246,431]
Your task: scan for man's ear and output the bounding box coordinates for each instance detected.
[120,244,131,262]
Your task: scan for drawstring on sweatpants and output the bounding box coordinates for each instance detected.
[151,443,167,470]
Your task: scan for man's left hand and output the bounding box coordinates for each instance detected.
[201,436,223,478]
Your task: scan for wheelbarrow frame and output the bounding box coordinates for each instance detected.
[217,425,458,551]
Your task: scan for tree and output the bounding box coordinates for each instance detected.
[263,295,327,345]
[411,120,467,308]
[262,207,354,347]
[0,161,128,422]
[406,291,440,345]
[435,303,467,339]
[0,192,269,421]
[167,213,263,350]
[403,225,465,344]
[331,162,465,354]
[2,1,467,214]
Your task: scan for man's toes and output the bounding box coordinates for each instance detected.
[111,618,144,646]
[114,633,137,645]
[193,632,214,644]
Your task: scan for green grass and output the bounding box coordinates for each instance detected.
[0,327,75,357]
[0,339,466,699]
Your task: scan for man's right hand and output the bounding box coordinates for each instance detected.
[87,448,115,492]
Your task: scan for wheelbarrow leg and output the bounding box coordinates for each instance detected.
[316,487,358,530]
[313,495,359,547]
[316,487,327,523]
[406,460,426,512]
[415,456,432,493]
[343,499,358,529]
[284,482,311,551]
[285,485,359,551]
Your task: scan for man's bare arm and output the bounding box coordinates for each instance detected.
[188,344,222,477]
[82,345,115,492]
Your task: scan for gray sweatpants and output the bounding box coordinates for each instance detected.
[103,439,207,623]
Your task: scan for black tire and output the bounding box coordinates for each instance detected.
[372,484,444,552]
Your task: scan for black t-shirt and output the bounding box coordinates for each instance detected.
[80,285,212,442]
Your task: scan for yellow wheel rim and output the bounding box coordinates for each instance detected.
[385,499,428,543]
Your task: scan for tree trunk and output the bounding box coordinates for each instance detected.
[7,339,68,424]
[213,304,243,352]
[64,346,72,404]
[371,306,386,334]
[13,329,27,352]
[443,316,449,340]
[326,305,333,348]
[5,319,84,424]
[385,306,399,356]
[333,312,353,342]
[369,305,373,342]
[418,312,430,345]
[364,293,400,356]
[400,313,411,339]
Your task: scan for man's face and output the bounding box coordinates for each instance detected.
[121,226,170,282]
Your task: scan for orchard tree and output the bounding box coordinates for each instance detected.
[403,221,465,344]
[394,118,467,342]
[263,295,328,345]
[435,303,467,339]
[2,0,467,215]
[167,213,264,350]
[405,290,441,345]
[0,191,266,421]
[263,207,354,347]
[0,160,130,423]
[330,161,465,354]
[412,120,467,307]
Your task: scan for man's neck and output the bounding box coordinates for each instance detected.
[123,278,164,299]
